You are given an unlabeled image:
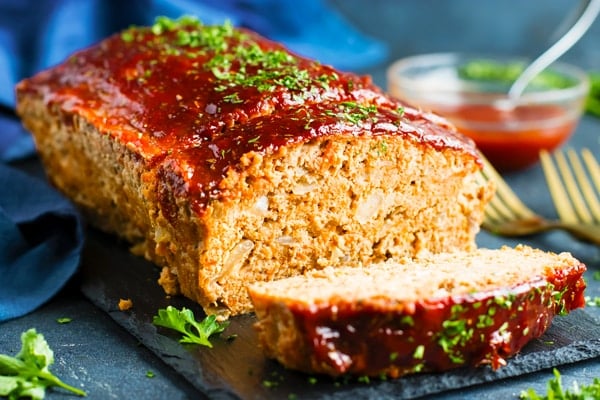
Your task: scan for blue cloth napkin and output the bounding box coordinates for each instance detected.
[0,0,388,322]
[0,163,84,321]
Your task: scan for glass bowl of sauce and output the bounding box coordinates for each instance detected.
[387,53,590,171]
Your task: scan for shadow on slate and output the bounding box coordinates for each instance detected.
[80,228,600,400]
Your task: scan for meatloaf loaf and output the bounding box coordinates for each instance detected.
[16,16,492,317]
[248,245,587,378]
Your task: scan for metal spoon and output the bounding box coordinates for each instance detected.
[507,0,600,103]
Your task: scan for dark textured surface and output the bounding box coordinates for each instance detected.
[77,229,600,400]
[2,1,600,399]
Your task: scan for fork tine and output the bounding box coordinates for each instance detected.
[479,153,536,221]
[579,148,600,220]
[540,150,593,224]
[559,149,594,223]
[582,148,600,185]
[540,150,578,223]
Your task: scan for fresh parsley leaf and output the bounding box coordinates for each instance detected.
[520,368,600,399]
[0,328,86,399]
[152,306,229,347]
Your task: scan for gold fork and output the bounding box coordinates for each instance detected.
[539,148,600,245]
[478,152,600,245]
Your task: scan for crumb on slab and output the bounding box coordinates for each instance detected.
[118,298,133,311]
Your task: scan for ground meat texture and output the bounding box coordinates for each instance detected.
[248,246,586,377]
[16,17,492,317]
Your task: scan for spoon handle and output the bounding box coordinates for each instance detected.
[508,0,600,101]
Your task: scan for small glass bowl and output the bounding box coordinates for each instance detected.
[387,53,590,171]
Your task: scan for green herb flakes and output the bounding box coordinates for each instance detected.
[121,31,135,43]
[262,379,278,388]
[56,317,72,324]
[413,345,425,360]
[400,315,415,327]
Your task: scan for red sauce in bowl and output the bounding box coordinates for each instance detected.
[436,103,577,172]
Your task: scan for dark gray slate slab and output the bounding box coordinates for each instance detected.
[80,228,600,400]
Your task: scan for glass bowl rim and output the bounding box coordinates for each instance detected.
[386,52,590,106]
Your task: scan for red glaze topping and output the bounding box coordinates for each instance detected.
[156,101,474,219]
[287,266,586,377]
[18,16,479,216]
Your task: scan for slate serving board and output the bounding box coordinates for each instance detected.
[78,228,600,400]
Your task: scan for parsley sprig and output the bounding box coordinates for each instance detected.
[325,101,379,125]
[520,369,600,399]
[152,306,229,347]
[0,329,86,399]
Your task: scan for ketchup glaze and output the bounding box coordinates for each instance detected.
[286,267,586,378]
[17,17,480,217]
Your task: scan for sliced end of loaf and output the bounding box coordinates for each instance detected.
[247,245,587,377]
[154,131,490,316]
[15,18,493,318]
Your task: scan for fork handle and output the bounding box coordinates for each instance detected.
[555,222,600,246]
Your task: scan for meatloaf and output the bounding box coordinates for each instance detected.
[16,16,492,317]
[248,245,587,378]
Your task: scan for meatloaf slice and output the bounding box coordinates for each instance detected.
[16,16,493,317]
[248,245,587,378]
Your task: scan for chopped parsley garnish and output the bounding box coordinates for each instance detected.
[413,345,425,360]
[400,315,415,327]
[325,101,379,125]
[125,16,339,101]
[151,15,202,36]
[121,30,135,43]
[223,92,243,104]
[435,304,475,365]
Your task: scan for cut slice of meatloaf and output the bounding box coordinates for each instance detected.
[15,16,493,317]
[247,245,587,378]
